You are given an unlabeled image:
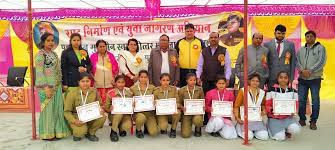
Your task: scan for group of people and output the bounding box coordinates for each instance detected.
[34,23,327,143]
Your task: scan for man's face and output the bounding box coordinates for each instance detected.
[185,28,195,39]
[275,30,286,41]
[209,32,219,46]
[306,33,316,45]
[252,33,263,47]
[159,36,169,49]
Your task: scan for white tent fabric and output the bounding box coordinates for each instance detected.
[0,0,334,10]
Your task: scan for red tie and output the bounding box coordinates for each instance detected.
[276,41,281,56]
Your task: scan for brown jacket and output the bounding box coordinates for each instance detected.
[148,47,180,86]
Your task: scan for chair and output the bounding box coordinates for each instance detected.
[0,67,28,87]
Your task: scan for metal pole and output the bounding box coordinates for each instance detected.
[242,0,250,145]
[28,0,37,140]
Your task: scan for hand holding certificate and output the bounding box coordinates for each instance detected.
[134,95,155,112]
[273,99,296,115]
[76,101,102,123]
[156,98,177,115]
[184,99,205,115]
[111,98,134,114]
[212,101,233,117]
[240,106,262,121]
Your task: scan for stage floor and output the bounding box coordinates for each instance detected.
[1,100,335,150]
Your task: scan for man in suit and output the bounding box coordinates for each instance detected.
[148,34,180,87]
[264,24,296,88]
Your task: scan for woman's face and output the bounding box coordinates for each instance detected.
[128,41,138,53]
[216,79,226,90]
[97,42,107,54]
[71,36,81,49]
[138,73,149,85]
[116,78,125,89]
[278,73,289,87]
[79,77,91,90]
[249,77,260,88]
[227,18,240,33]
[44,35,54,50]
[160,76,170,87]
[186,76,196,87]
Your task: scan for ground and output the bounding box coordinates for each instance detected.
[1,100,335,150]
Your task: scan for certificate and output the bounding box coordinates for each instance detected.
[240,106,262,121]
[212,101,233,117]
[184,99,205,115]
[76,101,102,123]
[111,98,134,114]
[134,95,155,112]
[155,98,177,115]
[273,99,296,115]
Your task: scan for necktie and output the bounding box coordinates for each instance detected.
[276,41,281,56]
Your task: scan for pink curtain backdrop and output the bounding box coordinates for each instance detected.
[11,22,30,43]
[303,16,335,39]
[0,29,13,74]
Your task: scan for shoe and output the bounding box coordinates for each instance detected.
[143,126,149,135]
[310,121,317,130]
[85,134,99,142]
[194,127,202,137]
[299,120,306,126]
[169,129,176,138]
[161,130,167,134]
[210,132,220,137]
[136,130,144,139]
[73,136,82,141]
[110,130,119,142]
[119,131,127,137]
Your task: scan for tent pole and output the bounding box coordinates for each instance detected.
[28,0,37,140]
[242,0,250,145]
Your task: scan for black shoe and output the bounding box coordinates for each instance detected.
[310,121,317,130]
[136,130,144,139]
[143,126,149,135]
[73,136,82,141]
[210,132,220,137]
[85,134,99,142]
[161,130,167,134]
[119,131,127,137]
[194,127,202,137]
[110,130,119,142]
[299,120,306,126]
[169,129,176,138]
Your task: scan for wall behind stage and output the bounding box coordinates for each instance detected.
[0,13,334,100]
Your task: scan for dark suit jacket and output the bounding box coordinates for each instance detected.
[264,39,296,82]
[61,47,92,87]
[148,47,180,87]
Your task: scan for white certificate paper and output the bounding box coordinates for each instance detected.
[134,95,155,112]
[273,99,296,115]
[155,98,177,115]
[240,106,262,121]
[76,101,102,123]
[111,98,134,114]
[212,101,233,117]
[184,99,205,115]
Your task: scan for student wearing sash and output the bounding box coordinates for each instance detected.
[119,38,148,87]
[130,70,159,138]
[266,71,300,141]
[205,76,237,139]
[64,73,106,142]
[153,73,181,138]
[233,73,269,140]
[105,75,133,142]
[90,39,119,105]
[178,73,205,138]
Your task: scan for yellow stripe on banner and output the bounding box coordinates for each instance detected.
[0,20,10,39]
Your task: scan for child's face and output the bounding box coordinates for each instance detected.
[216,79,226,90]
[249,77,260,88]
[278,73,289,86]
[160,76,170,87]
[187,76,196,87]
[79,77,91,90]
[139,73,148,84]
[116,78,125,89]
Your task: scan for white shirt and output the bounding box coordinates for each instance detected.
[161,51,170,74]
[275,39,285,57]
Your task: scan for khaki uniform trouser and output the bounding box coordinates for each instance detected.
[156,110,181,131]
[181,114,203,138]
[70,115,107,137]
[134,111,159,136]
[109,114,132,132]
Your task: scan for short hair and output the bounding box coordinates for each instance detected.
[160,73,171,80]
[78,72,92,81]
[209,32,219,38]
[186,73,196,80]
[160,34,170,41]
[126,38,139,52]
[227,14,244,27]
[276,71,290,85]
[39,32,53,49]
[95,39,108,48]
[252,33,263,39]
[275,24,286,33]
[248,73,261,81]
[115,75,126,82]
[185,23,195,30]
[215,75,227,83]
[138,70,149,77]
[305,30,316,37]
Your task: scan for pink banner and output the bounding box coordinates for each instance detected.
[0,29,13,74]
